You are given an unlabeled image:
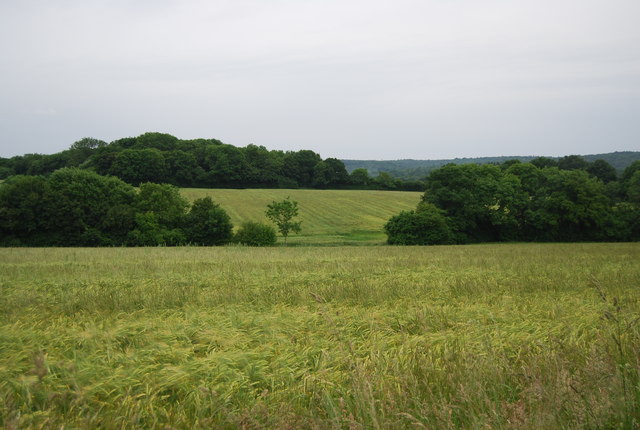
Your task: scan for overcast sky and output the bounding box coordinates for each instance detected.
[1,0,639,160]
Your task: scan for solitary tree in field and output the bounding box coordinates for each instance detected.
[265,197,301,246]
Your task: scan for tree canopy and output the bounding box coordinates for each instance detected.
[0,132,423,191]
[265,198,302,245]
[386,160,639,245]
[0,169,233,247]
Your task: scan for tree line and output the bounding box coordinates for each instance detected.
[385,158,640,244]
[0,168,236,247]
[0,133,424,191]
[345,151,640,181]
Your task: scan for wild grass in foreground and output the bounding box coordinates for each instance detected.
[0,243,639,429]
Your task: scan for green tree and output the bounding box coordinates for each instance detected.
[424,164,522,242]
[68,137,107,166]
[530,157,557,169]
[184,197,233,246]
[0,166,14,179]
[0,169,137,246]
[0,175,56,245]
[282,150,322,188]
[47,168,137,245]
[26,153,70,176]
[133,132,179,151]
[524,168,610,241]
[558,155,588,171]
[110,149,167,185]
[265,197,302,245]
[587,159,617,183]
[135,183,189,229]
[243,144,282,186]
[234,221,277,246]
[621,160,640,185]
[127,212,186,246]
[349,168,371,187]
[373,172,398,190]
[164,150,203,187]
[198,144,251,187]
[384,202,453,245]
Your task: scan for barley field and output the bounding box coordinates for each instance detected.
[180,188,422,244]
[1,243,639,429]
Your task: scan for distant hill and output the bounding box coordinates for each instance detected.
[342,151,640,180]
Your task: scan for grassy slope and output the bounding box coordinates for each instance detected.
[181,188,422,244]
[1,244,639,428]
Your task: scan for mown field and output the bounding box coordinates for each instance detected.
[180,189,422,244]
[1,243,639,429]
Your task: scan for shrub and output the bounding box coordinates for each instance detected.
[384,203,453,245]
[234,221,277,246]
[184,197,233,246]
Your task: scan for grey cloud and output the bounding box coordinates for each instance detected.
[0,0,638,158]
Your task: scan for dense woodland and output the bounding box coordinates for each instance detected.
[1,132,639,246]
[385,159,640,244]
[0,133,423,191]
[0,169,235,247]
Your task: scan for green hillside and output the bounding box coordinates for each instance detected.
[181,188,422,244]
[344,151,640,179]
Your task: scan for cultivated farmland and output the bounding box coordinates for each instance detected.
[1,243,639,428]
[180,188,421,244]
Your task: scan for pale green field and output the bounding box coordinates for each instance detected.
[181,188,422,244]
[1,243,639,429]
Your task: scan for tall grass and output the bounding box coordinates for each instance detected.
[1,243,639,428]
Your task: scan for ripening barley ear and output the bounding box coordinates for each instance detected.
[590,275,640,425]
[30,351,48,383]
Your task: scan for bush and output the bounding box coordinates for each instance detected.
[184,197,233,246]
[384,203,453,245]
[234,221,277,246]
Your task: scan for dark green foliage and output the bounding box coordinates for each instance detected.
[0,172,233,247]
[134,132,179,151]
[164,151,204,187]
[110,149,168,185]
[423,164,526,242]
[128,183,192,247]
[0,166,14,179]
[312,158,350,188]
[523,168,610,241]
[1,131,426,190]
[384,203,452,245]
[198,144,251,187]
[0,175,56,245]
[587,159,617,183]
[283,150,322,188]
[68,137,107,166]
[0,169,137,246]
[135,183,189,229]
[625,170,640,204]
[26,152,71,175]
[386,160,639,245]
[530,156,558,169]
[47,169,137,245]
[557,155,589,171]
[234,221,277,246]
[349,168,371,186]
[243,144,282,186]
[621,161,640,186]
[127,212,186,246]
[183,197,233,246]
